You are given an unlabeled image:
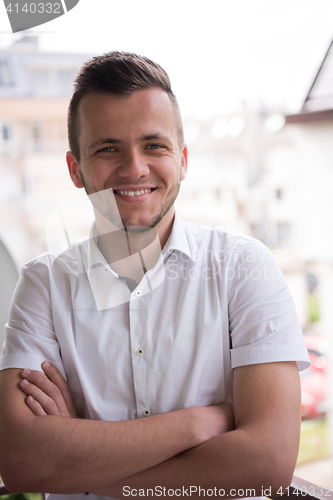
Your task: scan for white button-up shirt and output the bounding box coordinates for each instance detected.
[1,212,309,420]
[1,213,310,499]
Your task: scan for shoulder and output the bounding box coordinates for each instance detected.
[21,239,89,282]
[21,253,54,287]
[179,217,270,263]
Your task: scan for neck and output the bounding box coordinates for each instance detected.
[94,213,168,283]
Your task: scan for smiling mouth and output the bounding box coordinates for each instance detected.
[113,188,156,197]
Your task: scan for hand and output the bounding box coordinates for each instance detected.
[19,361,78,418]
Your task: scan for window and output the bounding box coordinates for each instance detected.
[32,123,42,151]
[275,188,283,200]
[0,61,12,86]
[2,125,10,141]
[0,123,14,153]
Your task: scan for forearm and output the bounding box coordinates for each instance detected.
[0,369,231,494]
[93,426,294,499]
[2,404,202,493]
[94,362,302,499]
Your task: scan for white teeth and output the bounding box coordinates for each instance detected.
[117,189,152,197]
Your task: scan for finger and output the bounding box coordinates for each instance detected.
[41,362,78,418]
[20,378,61,416]
[25,395,47,416]
[21,369,69,417]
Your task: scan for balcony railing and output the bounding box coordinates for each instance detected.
[0,486,9,496]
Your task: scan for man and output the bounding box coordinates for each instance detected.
[0,52,310,499]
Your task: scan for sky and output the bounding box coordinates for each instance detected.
[1,0,333,119]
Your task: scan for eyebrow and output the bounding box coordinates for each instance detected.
[87,133,172,152]
[87,137,124,151]
[140,134,171,142]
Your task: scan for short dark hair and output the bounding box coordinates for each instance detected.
[68,51,184,161]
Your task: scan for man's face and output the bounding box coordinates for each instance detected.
[67,88,188,244]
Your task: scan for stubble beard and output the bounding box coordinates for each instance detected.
[79,169,181,232]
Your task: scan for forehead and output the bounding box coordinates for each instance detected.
[77,88,179,146]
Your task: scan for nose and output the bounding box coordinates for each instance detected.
[117,148,150,179]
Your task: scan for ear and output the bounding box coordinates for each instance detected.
[66,151,84,189]
[180,145,188,181]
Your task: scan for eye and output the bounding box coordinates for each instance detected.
[97,146,117,153]
[146,144,164,150]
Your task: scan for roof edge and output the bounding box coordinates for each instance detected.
[285,109,333,124]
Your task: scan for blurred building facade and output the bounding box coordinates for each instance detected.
[177,107,309,328]
[0,35,91,266]
[285,40,333,456]
[175,39,333,457]
[175,39,333,331]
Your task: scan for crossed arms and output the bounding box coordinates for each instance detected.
[0,360,301,498]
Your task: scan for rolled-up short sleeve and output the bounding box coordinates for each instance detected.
[227,238,310,371]
[0,260,66,378]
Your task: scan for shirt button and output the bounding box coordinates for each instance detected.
[137,348,144,355]
[144,409,151,416]
[135,290,142,297]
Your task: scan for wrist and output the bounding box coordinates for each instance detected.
[184,403,235,446]
[186,406,212,446]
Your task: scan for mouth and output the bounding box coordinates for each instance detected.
[113,188,156,197]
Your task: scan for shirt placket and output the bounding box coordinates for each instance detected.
[129,290,151,419]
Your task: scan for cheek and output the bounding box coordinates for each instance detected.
[158,160,181,183]
[90,162,115,181]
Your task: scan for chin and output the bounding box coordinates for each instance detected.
[120,202,174,232]
[120,213,160,229]
[121,219,157,230]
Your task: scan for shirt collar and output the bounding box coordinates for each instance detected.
[86,211,194,272]
[82,213,193,311]
[85,224,131,311]
[163,211,193,261]
[86,222,113,272]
